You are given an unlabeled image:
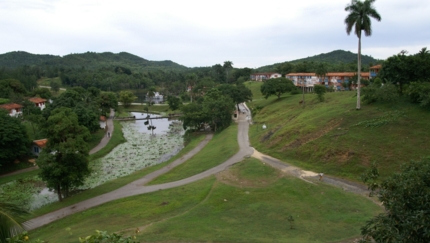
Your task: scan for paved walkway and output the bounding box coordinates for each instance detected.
[89,109,115,154]
[24,105,372,230]
[25,114,252,230]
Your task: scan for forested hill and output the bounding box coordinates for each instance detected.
[0,51,188,71]
[256,50,382,73]
[290,50,379,64]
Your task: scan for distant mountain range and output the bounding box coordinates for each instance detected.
[0,49,381,72]
[0,51,188,71]
[256,50,381,72]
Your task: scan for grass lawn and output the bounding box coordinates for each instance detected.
[30,158,382,243]
[248,91,430,182]
[148,124,239,184]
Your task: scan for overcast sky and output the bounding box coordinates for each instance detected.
[1,0,429,68]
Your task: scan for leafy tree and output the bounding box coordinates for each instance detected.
[49,80,60,93]
[0,110,30,167]
[38,107,91,201]
[180,102,208,130]
[118,91,136,108]
[217,84,252,111]
[360,158,430,242]
[314,85,326,102]
[99,92,118,116]
[0,79,27,99]
[0,201,29,243]
[406,82,430,108]
[345,0,381,110]
[167,96,181,111]
[30,88,52,100]
[260,77,295,99]
[202,89,235,132]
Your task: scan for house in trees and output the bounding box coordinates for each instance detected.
[0,103,23,117]
[369,64,382,78]
[250,72,282,81]
[325,72,370,90]
[99,116,107,129]
[285,73,319,92]
[32,139,47,156]
[28,97,47,110]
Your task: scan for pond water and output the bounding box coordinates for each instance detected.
[0,114,184,211]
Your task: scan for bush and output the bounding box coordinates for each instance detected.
[406,82,430,108]
[362,83,400,104]
[314,85,326,102]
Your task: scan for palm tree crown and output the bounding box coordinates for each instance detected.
[345,0,381,38]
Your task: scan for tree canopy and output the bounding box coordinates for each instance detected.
[260,77,295,99]
[38,107,91,201]
[361,158,430,242]
[0,110,30,167]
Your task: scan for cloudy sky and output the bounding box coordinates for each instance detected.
[0,0,429,68]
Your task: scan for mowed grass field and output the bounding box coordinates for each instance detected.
[30,158,381,243]
[247,81,430,181]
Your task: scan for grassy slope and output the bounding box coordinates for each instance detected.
[30,158,381,243]
[148,123,239,184]
[247,81,430,181]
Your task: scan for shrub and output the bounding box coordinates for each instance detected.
[314,85,326,102]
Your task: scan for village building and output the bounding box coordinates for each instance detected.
[369,64,382,78]
[99,116,107,129]
[32,139,47,156]
[250,72,282,81]
[0,103,23,117]
[28,97,47,110]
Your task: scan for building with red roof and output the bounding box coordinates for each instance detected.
[28,97,47,110]
[0,103,23,117]
[32,139,48,156]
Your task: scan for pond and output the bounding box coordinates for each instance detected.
[0,114,184,211]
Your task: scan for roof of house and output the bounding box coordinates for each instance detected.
[100,116,107,122]
[327,72,370,77]
[286,73,317,76]
[251,72,278,75]
[28,97,47,103]
[0,103,23,110]
[33,139,48,148]
[370,64,382,69]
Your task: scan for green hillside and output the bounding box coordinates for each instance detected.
[246,82,430,182]
[0,51,188,72]
[290,49,379,64]
[256,49,381,73]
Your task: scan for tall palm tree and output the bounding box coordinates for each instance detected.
[223,61,234,83]
[345,0,381,110]
[0,202,29,243]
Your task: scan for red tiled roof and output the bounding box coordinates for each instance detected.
[28,97,47,103]
[100,116,107,121]
[0,103,23,111]
[327,72,370,77]
[370,64,382,69]
[286,73,317,76]
[33,139,48,148]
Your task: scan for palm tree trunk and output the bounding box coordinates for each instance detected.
[357,34,362,110]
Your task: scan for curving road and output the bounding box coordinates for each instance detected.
[25,114,253,230]
[25,106,370,230]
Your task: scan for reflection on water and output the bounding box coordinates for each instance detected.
[131,112,174,134]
